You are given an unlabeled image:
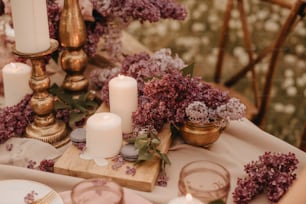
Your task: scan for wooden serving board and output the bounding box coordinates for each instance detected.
[54,103,172,192]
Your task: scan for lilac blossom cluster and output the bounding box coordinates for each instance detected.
[0,94,34,144]
[185,97,246,125]
[0,0,186,59]
[0,0,187,60]
[89,67,120,91]
[39,159,55,172]
[24,190,38,204]
[99,48,186,106]
[233,152,299,204]
[133,69,223,131]
[96,48,232,131]
[121,48,186,92]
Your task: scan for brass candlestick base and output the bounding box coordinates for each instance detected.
[13,39,69,148]
[59,0,89,95]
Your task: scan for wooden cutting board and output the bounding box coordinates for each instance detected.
[54,104,172,192]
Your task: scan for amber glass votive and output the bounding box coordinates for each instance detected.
[71,178,124,204]
[178,160,230,203]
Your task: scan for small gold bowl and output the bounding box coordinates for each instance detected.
[180,120,225,148]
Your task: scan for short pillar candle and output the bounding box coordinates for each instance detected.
[85,112,122,159]
[2,62,32,106]
[11,0,50,53]
[109,75,138,134]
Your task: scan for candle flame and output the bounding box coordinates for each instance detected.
[185,193,193,201]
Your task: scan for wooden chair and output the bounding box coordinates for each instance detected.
[214,0,306,128]
[299,123,306,151]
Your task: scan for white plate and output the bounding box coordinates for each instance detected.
[0,179,63,204]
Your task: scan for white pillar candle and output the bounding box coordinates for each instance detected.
[168,194,204,204]
[2,62,32,106]
[11,0,50,53]
[109,75,138,134]
[85,112,122,159]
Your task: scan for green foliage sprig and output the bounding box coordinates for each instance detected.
[49,84,101,127]
[129,127,171,165]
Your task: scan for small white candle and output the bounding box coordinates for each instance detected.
[2,62,32,106]
[11,0,50,53]
[85,112,122,159]
[168,194,204,204]
[109,75,138,134]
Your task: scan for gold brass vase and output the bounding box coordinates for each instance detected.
[180,120,226,148]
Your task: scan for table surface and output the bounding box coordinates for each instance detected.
[1,118,305,204]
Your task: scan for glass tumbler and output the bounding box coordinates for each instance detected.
[178,160,230,203]
[71,178,124,204]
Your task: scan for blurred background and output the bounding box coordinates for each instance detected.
[126,0,306,147]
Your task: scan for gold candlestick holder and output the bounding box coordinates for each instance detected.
[59,0,89,95]
[13,39,69,148]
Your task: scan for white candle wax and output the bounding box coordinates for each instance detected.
[109,75,138,134]
[2,62,32,106]
[11,0,50,53]
[85,112,122,159]
[168,194,204,204]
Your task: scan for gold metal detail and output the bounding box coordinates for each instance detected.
[13,39,69,148]
[59,0,88,94]
[180,121,226,148]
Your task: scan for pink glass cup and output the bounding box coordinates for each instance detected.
[178,160,230,203]
[71,178,124,204]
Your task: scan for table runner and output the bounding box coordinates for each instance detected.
[0,118,306,203]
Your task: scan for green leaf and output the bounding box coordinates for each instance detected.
[151,138,161,145]
[135,138,149,150]
[48,84,101,128]
[53,100,71,110]
[182,63,194,76]
[132,128,171,166]
[159,153,171,165]
[137,151,152,162]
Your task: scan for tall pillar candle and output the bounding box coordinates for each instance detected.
[11,0,50,53]
[109,75,138,134]
[85,112,122,159]
[2,62,32,106]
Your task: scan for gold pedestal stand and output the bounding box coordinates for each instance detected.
[13,40,69,148]
[59,0,89,95]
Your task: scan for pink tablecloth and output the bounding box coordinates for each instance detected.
[1,118,306,204]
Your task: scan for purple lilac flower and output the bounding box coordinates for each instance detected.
[126,165,136,176]
[132,70,219,130]
[27,160,37,169]
[39,159,55,172]
[216,97,246,121]
[233,152,298,204]
[6,143,13,151]
[100,48,187,105]
[46,0,187,60]
[0,94,34,144]
[185,101,210,124]
[112,155,125,170]
[24,190,38,204]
